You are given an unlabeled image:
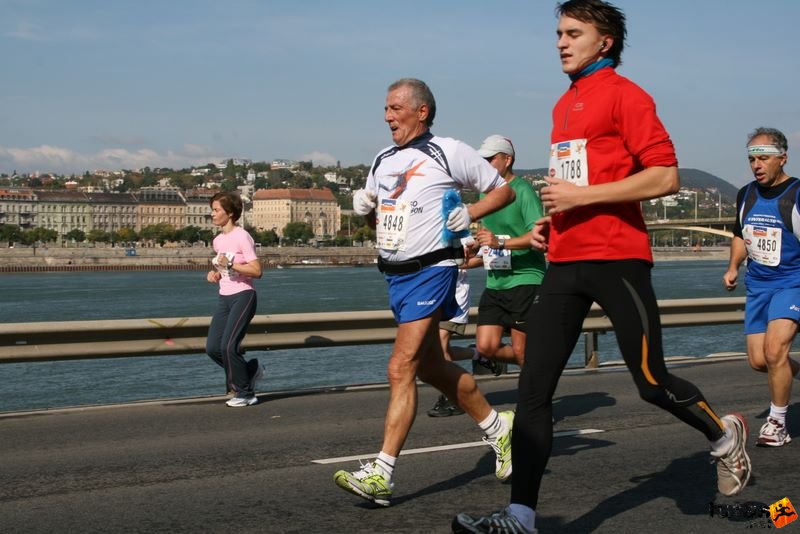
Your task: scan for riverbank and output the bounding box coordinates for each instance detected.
[651,247,729,261]
[0,245,378,272]
[0,245,729,272]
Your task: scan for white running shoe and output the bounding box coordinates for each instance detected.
[757,417,791,447]
[483,410,513,481]
[225,396,258,407]
[713,413,751,496]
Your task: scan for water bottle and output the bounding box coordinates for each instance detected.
[442,189,470,258]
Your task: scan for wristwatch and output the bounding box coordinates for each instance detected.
[497,237,506,250]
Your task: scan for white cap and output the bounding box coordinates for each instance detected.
[477,135,515,158]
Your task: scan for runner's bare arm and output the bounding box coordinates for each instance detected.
[467,184,515,221]
[541,166,679,214]
[723,236,747,291]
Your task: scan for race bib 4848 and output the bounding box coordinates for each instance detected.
[376,198,410,251]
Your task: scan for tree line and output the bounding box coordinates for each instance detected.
[1,213,376,247]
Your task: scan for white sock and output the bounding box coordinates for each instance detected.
[375,451,396,482]
[507,504,536,531]
[710,420,733,457]
[769,403,788,425]
[479,410,505,440]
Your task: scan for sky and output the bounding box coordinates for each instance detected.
[1,0,798,188]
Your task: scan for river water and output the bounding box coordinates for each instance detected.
[0,261,747,413]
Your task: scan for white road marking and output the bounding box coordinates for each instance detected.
[311,428,604,465]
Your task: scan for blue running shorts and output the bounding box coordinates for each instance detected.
[744,286,800,334]
[386,266,458,324]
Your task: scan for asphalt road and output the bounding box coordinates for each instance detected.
[1,356,797,533]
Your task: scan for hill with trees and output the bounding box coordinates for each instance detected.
[517,167,740,202]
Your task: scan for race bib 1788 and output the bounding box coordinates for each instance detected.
[549,139,588,186]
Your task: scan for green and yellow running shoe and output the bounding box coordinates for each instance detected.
[483,410,514,481]
[333,461,394,506]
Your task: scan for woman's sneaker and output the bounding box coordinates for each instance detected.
[757,417,791,447]
[333,461,394,506]
[225,396,258,407]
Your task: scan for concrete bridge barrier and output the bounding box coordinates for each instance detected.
[0,297,746,366]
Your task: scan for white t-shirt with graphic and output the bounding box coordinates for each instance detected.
[365,133,505,263]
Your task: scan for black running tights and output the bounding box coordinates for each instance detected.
[510,260,726,509]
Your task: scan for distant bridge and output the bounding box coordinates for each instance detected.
[645,217,735,238]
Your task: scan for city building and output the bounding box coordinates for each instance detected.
[86,192,138,236]
[35,190,92,237]
[270,159,299,171]
[0,188,37,229]
[135,188,186,231]
[252,188,340,239]
[184,191,215,231]
[0,185,347,243]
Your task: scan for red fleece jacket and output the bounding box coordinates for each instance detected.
[548,67,678,263]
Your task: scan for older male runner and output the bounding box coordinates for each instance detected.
[333,78,516,507]
[454,2,750,533]
[724,127,800,447]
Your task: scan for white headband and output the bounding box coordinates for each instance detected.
[748,144,786,156]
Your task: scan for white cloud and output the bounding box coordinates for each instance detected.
[299,151,337,167]
[0,144,225,174]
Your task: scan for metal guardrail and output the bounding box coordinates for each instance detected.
[0,297,746,366]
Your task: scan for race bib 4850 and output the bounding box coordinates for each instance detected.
[743,224,782,266]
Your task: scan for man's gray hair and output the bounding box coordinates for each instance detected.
[748,127,788,153]
[388,78,436,127]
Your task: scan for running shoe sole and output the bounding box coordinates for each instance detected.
[757,432,792,447]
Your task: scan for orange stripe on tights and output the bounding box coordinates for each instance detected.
[640,334,658,386]
[697,400,725,430]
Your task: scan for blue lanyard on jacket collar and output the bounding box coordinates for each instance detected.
[569,57,614,82]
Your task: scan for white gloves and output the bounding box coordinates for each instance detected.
[446,205,471,232]
[353,189,377,215]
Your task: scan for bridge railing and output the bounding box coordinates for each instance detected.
[0,297,746,367]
